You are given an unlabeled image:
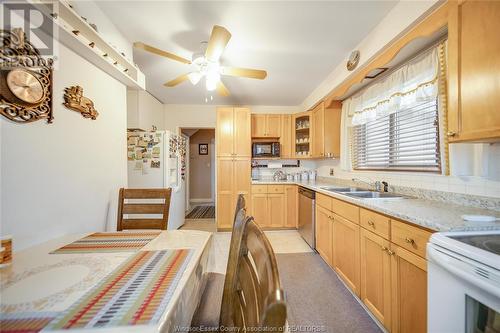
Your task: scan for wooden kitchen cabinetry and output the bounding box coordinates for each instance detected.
[217,107,251,157]
[311,101,342,158]
[360,228,392,330]
[315,204,333,267]
[448,0,500,142]
[315,192,433,332]
[250,185,297,229]
[293,111,312,158]
[216,107,251,229]
[251,114,281,138]
[332,213,361,296]
[390,245,428,333]
[280,115,293,158]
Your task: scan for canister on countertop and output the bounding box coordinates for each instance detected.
[302,171,309,181]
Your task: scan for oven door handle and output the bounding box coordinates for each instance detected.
[428,246,500,299]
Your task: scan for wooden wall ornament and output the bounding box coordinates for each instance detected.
[63,86,99,120]
[0,28,54,123]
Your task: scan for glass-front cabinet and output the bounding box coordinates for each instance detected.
[293,112,311,158]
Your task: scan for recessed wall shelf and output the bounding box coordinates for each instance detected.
[33,0,145,89]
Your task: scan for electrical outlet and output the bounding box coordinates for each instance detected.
[329,168,334,176]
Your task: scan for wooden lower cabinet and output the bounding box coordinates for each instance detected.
[284,185,297,228]
[315,205,333,267]
[251,185,297,229]
[360,228,392,330]
[332,214,360,296]
[391,245,428,333]
[251,194,269,227]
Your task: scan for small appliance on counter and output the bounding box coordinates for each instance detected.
[252,141,280,158]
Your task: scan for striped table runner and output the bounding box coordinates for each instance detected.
[50,232,161,254]
[44,249,192,330]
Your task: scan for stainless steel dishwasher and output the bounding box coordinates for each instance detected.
[298,186,315,250]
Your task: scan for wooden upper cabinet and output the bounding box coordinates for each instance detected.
[266,115,281,137]
[312,103,324,158]
[332,214,360,296]
[217,107,235,157]
[251,114,267,137]
[311,101,342,158]
[233,108,251,157]
[448,0,500,142]
[217,107,251,157]
[391,245,427,333]
[251,114,282,138]
[360,229,392,330]
[280,115,293,158]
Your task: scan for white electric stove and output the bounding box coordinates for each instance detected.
[428,230,500,333]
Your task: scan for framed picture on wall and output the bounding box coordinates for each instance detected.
[199,143,208,155]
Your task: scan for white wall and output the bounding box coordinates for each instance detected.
[127,90,164,130]
[302,0,440,110]
[163,104,301,132]
[0,43,128,250]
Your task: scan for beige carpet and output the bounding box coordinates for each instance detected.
[276,252,382,333]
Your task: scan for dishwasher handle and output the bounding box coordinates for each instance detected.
[299,187,315,199]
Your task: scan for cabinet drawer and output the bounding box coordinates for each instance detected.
[267,185,284,194]
[251,185,268,194]
[360,208,390,239]
[391,220,432,258]
[316,193,332,210]
[331,197,359,224]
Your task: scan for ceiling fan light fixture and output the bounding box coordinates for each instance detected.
[206,77,217,91]
[188,72,202,85]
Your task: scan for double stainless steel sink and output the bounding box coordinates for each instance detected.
[320,186,406,200]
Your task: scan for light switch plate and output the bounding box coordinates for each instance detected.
[329,168,334,176]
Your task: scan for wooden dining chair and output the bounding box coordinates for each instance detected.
[191,195,247,329]
[116,188,172,231]
[222,216,287,331]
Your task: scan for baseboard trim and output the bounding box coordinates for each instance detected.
[190,198,214,204]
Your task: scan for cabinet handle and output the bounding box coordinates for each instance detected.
[381,246,388,252]
[367,220,375,227]
[387,249,395,256]
[447,131,457,137]
[405,237,415,245]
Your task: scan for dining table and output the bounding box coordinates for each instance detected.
[0,230,213,333]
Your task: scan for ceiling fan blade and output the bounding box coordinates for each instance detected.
[216,81,230,96]
[221,67,267,80]
[134,42,191,64]
[164,73,190,87]
[205,25,231,62]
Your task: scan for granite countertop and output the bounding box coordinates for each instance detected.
[252,179,500,232]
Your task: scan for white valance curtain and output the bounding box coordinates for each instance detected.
[346,46,439,126]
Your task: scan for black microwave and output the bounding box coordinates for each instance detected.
[252,142,280,158]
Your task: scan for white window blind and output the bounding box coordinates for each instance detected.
[352,99,441,172]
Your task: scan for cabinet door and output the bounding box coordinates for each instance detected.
[216,158,234,229]
[268,193,285,228]
[391,245,427,333]
[216,107,234,157]
[280,115,292,158]
[251,194,268,227]
[251,114,267,137]
[360,229,391,330]
[332,214,360,295]
[324,102,342,158]
[312,104,324,157]
[233,108,251,157]
[284,185,297,228]
[448,0,500,142]
[233,157,251,199]
[266,115,282,138]
[315,205,333,267]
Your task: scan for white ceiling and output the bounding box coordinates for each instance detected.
[97,1,398,105]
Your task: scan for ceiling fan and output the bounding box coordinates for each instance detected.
[134,25,267,97]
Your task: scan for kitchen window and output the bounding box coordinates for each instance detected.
[345,42,446,172]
